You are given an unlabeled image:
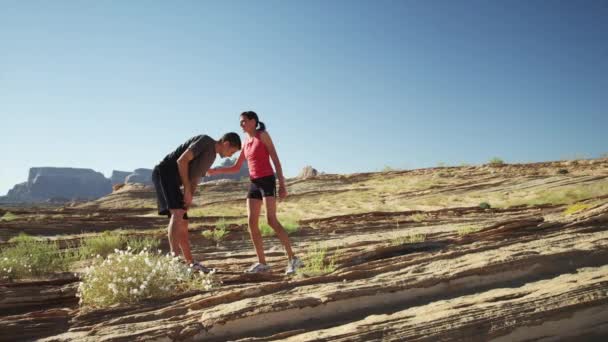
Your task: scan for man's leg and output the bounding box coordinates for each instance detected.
[168,209,192,263]
[178,213,194,263]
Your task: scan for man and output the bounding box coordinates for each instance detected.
[152,133,241,272]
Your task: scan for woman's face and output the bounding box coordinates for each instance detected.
[240,115,256,132]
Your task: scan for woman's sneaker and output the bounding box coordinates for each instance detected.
[190,261,213,274]
[285,257,303,275]
[244,262,271,273]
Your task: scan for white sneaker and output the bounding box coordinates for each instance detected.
[244,262,271,273]
[285,257,303,275]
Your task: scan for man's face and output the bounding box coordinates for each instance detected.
[221,143,239,158]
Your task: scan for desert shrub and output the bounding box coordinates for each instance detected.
[488,157,505,166]
[79,231,124,259]
[458,226,483,236]
[298,244,340,277]
[77,249,218,308]
[202,221,229,245]
[557,169,569,175]
[479,202,492,209]
[409,213,429,222]
[391,233,427,246]
[0,212,18,222]
[260,217,299,237]
[563,202,592,216]
[125,236,161,253]
[0,238,76,280]
[8,233,38,243]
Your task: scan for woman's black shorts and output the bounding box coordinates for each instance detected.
[247,175,276,200]
[152,165,188,219]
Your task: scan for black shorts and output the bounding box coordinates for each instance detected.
[247,175,276,200]
[152,165,188,219]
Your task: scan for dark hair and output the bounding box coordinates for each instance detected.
[241,111,266,131]
[219,132,242,150]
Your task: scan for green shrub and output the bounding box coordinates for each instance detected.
[79,231,124,259]
[125,236,161,253]
[563,202,591,216]
[259,217,299,237]
[77,249,219,308]
[479,202,492,209]
[1,238,76,280]
[8,233,38,243]
[202,224,228,245]
[391,233,427,246]
[297,244,340,277]
[488,157,505,166]
[0,212,18,222]
[458,226,483,236]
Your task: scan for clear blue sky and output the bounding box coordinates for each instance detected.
[1,1,607,195]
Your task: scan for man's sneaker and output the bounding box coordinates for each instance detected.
[285,257,303,275]
[244,262,271,273]
[190,261,213,274]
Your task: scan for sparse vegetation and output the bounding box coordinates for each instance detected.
[125,236,161,253]
[1,238,76,280]
[8,233,38,244]
[479,202,492,209]
[260,216,300,237]
[0,212,18,222]
[78,231,124,259]
[77,249,218,308]
[297,244,340,277]
[563,202,592,216]
[488,157,505,166]
[202,220,229,245]
[409,213,429,222]
[557,169,569,175]
[458,226,483,236]
[391,233,427,246]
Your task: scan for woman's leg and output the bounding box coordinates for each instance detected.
[263,196,295,259]
[247,198,266,264]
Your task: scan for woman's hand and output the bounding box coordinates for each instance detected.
[278,182,287,199]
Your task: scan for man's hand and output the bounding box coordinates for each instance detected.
[183,189,193,209]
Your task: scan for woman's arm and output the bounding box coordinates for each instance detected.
[207,152,246,176]
[259,131,287,198]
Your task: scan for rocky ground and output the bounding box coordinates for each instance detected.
[1,159,608,341]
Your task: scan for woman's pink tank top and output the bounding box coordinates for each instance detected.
[244,131,274,179]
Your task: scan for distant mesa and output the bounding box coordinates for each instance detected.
[1,167,112,204]
[125,168,153,186]
[110,170,131,185]
[1,161,249,204]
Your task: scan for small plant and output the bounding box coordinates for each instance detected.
[125,236,161,253]
[488,157,505,166]
[557,169,569,175]
[259,217,300,237]
[0,212,18,222]
[563,202,592,216]
[458,226,483,236]
[409,213,429,222]
[297,244,340,277]
[8,233,38,244]
[79,231,125,259]
[479,202,492,209]
[202,226,228,246]
[77,249,219,308]
[391,233,427,246]
[1,238,76,280]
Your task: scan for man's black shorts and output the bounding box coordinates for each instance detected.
[152,165,188,219]
[247,175,276,200]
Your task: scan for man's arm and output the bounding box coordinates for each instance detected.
[177,149,194,208]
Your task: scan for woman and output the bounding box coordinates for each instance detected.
[207,111,302,275]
